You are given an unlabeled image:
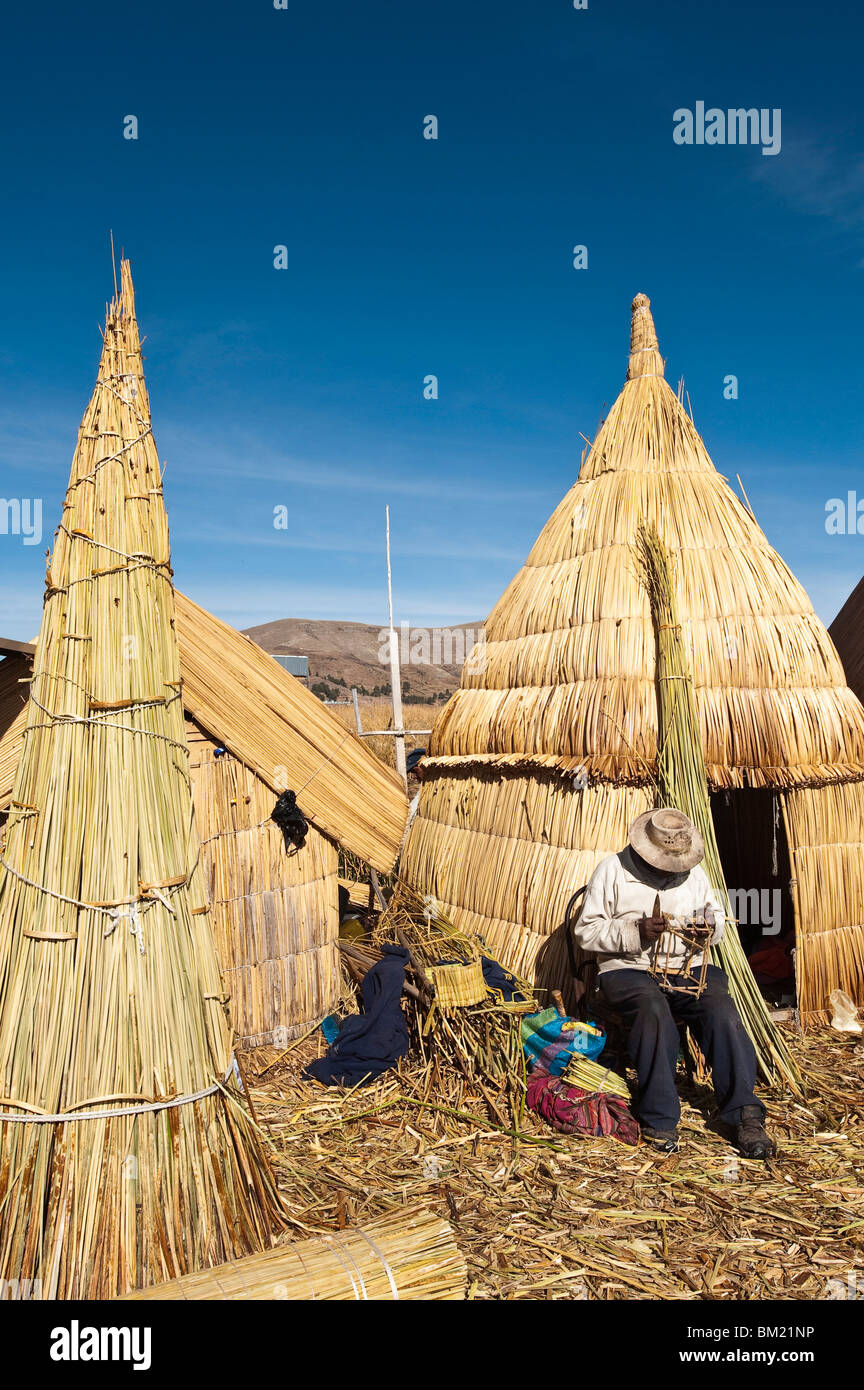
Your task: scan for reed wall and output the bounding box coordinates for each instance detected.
[188,720,340,1048]
[782,781,864,1021]
[402,770,651,979]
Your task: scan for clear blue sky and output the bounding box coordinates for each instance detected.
[0,0,862,637]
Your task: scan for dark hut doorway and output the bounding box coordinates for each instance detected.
[710,789,796,1006]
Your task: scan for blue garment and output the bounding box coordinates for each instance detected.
[305,945,410,1087]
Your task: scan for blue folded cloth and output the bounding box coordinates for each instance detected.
[305,945,410,1087]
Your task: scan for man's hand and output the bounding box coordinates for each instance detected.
[638,912,667,946]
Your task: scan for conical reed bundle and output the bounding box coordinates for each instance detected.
[0,262,283,1298]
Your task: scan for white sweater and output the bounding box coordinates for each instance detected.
[573,848,726,975]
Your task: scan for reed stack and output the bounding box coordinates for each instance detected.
[0,262,284,1298]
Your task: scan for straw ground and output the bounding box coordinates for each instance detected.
[249,1027,864,1301]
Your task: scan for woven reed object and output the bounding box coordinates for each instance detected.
[117,1206,466,1301]
[429,957,486,1010]
[563,1054,631,1100]
[648,923,711,997]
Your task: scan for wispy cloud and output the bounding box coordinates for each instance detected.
[159,423,554,506]
[751,131,864,254]
[171,519,524,563]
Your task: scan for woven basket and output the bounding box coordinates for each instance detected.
[563,1054,631,1100]
[429,958,486,1011]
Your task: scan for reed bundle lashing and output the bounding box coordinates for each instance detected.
[636,522,803,1092]
[0,261,283,1299]
[118,1205,466,1301]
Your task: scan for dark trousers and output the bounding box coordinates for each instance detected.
[598,965,763,1131]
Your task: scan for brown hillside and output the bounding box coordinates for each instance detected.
[242,617,483,702]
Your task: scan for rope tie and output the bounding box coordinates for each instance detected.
[294,731,355,797]
[353,1229,400,1300]
[104,902,146,954]
[66,420,153,488]
[0,1071,236,1125]
[56,523,170,571]
[0,853,199,951]
[321,1236,366,1299]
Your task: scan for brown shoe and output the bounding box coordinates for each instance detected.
[736,1105,776,1159]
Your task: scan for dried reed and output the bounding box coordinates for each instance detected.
[119,1205,466,1301]
[253,1025,864,1301]
[176,594,408,874]
[636,522,802,1091]
[0,262,283,1299]
[348,885,538,1130]
[187,720,341,1047]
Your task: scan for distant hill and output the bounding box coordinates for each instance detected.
[242,617,483,702]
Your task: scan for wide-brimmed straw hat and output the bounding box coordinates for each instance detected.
[628,807,704,873]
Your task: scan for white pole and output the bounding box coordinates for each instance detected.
[386,505,408,789]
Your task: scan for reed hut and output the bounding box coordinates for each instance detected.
[402,294,864,1025]
[0,598,408,1053]
[830,575,864,706]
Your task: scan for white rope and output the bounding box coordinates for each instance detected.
[57,522,170,570]
[0,854,194,956]
[29,689,181,722]
[23,688,189,752]
[67,422,153,488]
[321,1235,365,1300]
[59,557,169,592]
[293,731,355,797]
[104,902,147,954]
[0,1081,221,1125]
[353,1229,400,1300]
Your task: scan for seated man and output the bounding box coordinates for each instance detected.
[572,807,776,1158]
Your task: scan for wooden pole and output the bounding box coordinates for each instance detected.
[385,505,408,789]
[351,687,362,735]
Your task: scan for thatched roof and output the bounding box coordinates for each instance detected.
[830,575,864,707]
[0,596,408,874]
[427,295,864,790]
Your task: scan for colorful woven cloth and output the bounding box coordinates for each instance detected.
[526,1072,640,1145]
[521,1007,606,1076]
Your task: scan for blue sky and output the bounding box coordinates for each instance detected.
[0,0,862,636]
